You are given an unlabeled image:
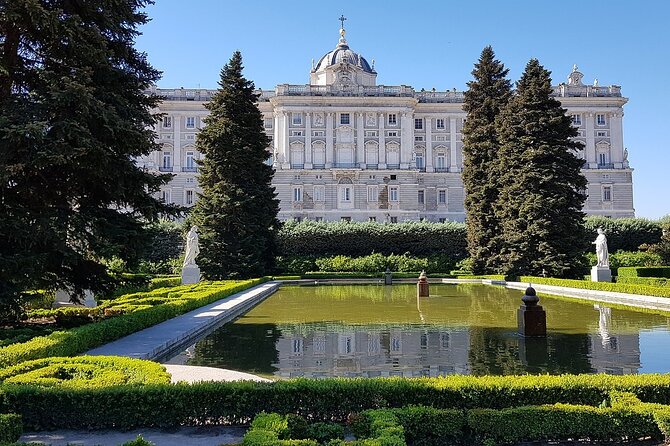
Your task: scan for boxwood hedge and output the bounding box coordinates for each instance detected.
[6,374,670,430]
[520,276,670,298]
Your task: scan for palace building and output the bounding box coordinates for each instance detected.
[139,23,634,222]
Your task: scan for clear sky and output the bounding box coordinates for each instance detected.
[135,0,670,220]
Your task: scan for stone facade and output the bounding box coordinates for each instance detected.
[138,26,634,222]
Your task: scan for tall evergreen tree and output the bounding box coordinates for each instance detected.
[461,47,512,274]
[191,51,279,279]
[494,59,588,278]
[0,0,173,321]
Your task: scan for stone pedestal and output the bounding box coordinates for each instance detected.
[384,268,393,286]
[517,286,546,337]
[591,266,612,283]
[417,271,429,297]
[181,265,201,285]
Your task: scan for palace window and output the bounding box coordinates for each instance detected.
[290,130,304,136]
[389,186,399,202]
[436,118,445,129]
[598,152,608,165]
[369,216,376,222]
[293,186,303,202]
[602,186,612,202]
[162,116,172,128]
[439,218,446,223]
[341,216,351,222]
[571,114,582,126]
[597,131,607,137]
[415,153,424,170]
[186,116,195,128]
[264,118,273,128]
[597,114,606,126]
[387,131,398,137]
[436,153,447,170]
[315,216,323,222]
[388,114,397,125]
[414,136,424,142]
[292,113,303,125]
[162,151,172,169]
[367,185,378,202]
[365,130,378,137]
[160,189,171,203]
[438,189,447,205]
[414,118,423,130]
[185,151,196,169]
[185,190,194,205]
[390,216,398,224]
[340,186,352,202]
[314,185,325,202]
[435,135,447,141]
[417,190,425,204]
[340,113,350,125]
[313,130,325,137]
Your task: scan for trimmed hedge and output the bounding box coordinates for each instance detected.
[7,374,670,430]
[520,276,670,298]
[0,413,22,444]
[618,266,670,278]
[243,412,339,446]
[0,279,265,368]
[584,216,663,252]
[314,253,456,274]
[276,219,662,258]
[277,221,468,258]
[617,276,670,287]
[0,356,170,388]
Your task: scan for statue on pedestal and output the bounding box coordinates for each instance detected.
[591,228,611,282]
[183,226,200,267]
[182,226,201,284]
[593,228,609,268]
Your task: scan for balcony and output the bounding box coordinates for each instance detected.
[332,163,360,169]
[416,167,426,172]
[597,163,615,169]
[158,166,173,172]
[434,167,449,173]
[291,164,305,169]
[181,166,198,172]
[312,164,326,169]
[365,164,379,170]
[386,164,400,169]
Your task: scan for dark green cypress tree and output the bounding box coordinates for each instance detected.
[0,0,174,321]
[191,51,280,279]
[461,46,512,274]
[494,59,588,278]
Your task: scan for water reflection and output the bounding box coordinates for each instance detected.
[164,284,667,378]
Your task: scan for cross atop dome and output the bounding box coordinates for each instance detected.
[339,14,346,30]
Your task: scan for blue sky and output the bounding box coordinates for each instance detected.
[136,0,670,219]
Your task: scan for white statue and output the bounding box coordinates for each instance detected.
[592,228,609,268]
[183,225,200,268]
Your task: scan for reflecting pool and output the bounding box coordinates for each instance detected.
[163,284,670,378]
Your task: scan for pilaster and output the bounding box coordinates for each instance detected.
[449,117,458,172]
[326,112,334,168]
[425,117,432,172]
[378,113,386,168]
[610,111,624,168]
[305,112,312,169]
[281,111,290,169]
[585,112,596,168]
[273,112,280,168]
[173,115,181,170]
[356,112,365,168]
[400,112,412,169]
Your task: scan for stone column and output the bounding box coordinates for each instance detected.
[356,112,365,168]
[610,112,624,168]
[173,115,182,171]
[449,117,458,172]
[400,112,412,169]
[585,112,596,168]
[378,113,386,169]
[305,112,312,169]
[425,117,432,172]
[281,111,290,169]
[325,112,334,168]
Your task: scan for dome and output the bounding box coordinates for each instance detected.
[313,29,375,74]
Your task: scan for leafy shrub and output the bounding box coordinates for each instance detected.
[306,422,345,443]
[0,279,265,368]
[584,216,662,252]
[122,435,155,446]
[149,276,181,289]
[278,221,468,258]
[0,413,22,444]
[8,374,670,430]
[313,253,454,274]
[520,276,670,298]
[585,251,663,272]
[142,219,185,263]
[275,257,318,275]
[391,406,465,446]
[0,356,170,388]
[618,267,670,278]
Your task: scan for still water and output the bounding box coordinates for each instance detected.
[164,284,670,378]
